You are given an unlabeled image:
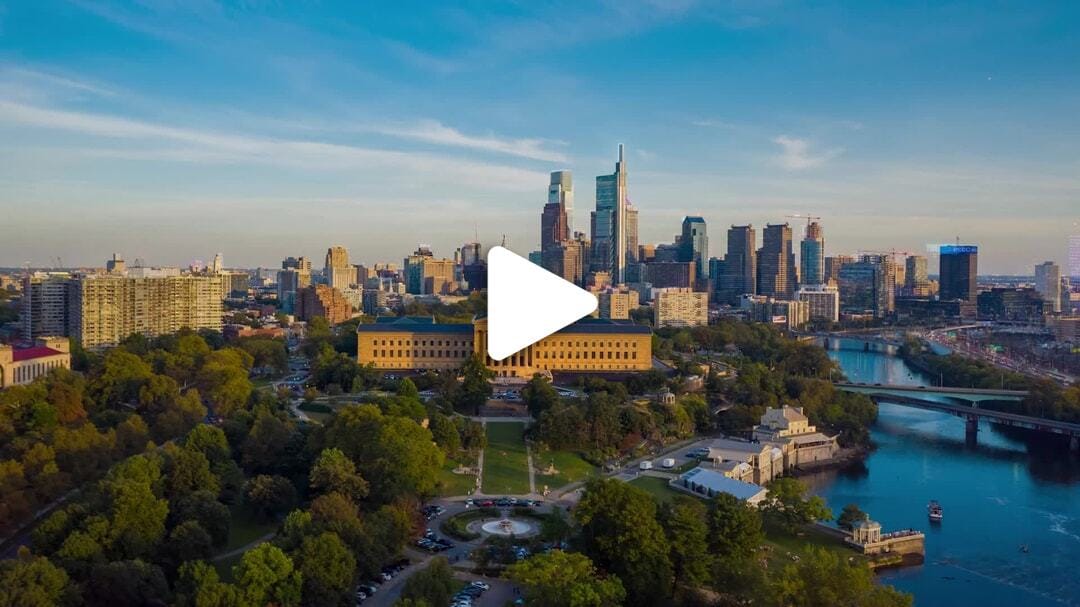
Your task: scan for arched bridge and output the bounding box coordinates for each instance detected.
[834,382,1080,447]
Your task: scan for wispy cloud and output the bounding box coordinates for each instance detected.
[691,118,742,129]
[772,135,842,170]
[367,120,568,163]
[0,100,547,190]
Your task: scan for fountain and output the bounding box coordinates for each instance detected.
[480,517,534,537]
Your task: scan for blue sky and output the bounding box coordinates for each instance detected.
[1,0,1078,273]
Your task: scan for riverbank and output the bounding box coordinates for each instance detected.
[794,445,871,476]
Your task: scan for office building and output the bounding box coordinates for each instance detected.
[592,145,629,282]
[325,246,354,290]
[277,256,312,313]
[1070,235,1080,279]
[799,221,825,286]
[939,244,978,302]
[654,288,708,328]
[680,216,709,282]
[106,253,126,275]
[825,255,856,285]
[296,284,353,325]
[21,272,72,340]
[718,225,757,305]
[838,261,889,318]
[977,288,1044,323]
[644,261,695,290]
[1035,261,1062,314]
[540,200,569,256]
[0,337,71,389]
[548,171,574,234]
[796,284,840,323]
[404,246,434,294]
[1048,316,1080,343]
[758,223,796,299]
[357,317,652,377]
[219,271,250,298]
[69,274,224,349]
[860,253,896,313]
[544,240,586,286]
[362,289,390,316]
[904,255,930,296]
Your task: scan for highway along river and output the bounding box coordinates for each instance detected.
[803,338,1080,606]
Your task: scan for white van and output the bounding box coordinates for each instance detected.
[639,461,653,471]
[661,458,676,469]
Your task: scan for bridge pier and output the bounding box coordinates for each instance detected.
[965,417,979,447]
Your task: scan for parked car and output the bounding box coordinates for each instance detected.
[639,461,653,470]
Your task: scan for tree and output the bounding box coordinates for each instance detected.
[837,503,870,531]
[761,477,833,533]
[574,479,673,607]
[169,446,221,498]
[167,519,214,565]
[197,348,254,416]
[522,373,560,417]
[233,543,302,607]
[115,414,152,456]
[241,412,293,474]
[397,378,419,399]
[399,557,456,607]
[660,497,712,589]
[456,354,492,414]
[176,560,239,607]
[506,550,626,607]
[85,559,170,607]
[106,476,169,560]
[707,493,764,590]
[772,547,912,607]
[184,424,231,464]
[0,552,73,607]
[309,448,369,503]
[244,475,298,521]
[427,413,460,456]
[295,532,356,606]
[171,490,231,547]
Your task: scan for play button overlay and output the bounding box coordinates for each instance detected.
[486,246,598,361]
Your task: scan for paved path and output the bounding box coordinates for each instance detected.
[210,531,277,562]
[526,443,536,495]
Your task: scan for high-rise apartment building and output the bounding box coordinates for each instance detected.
[69,274,224,349]
[939,244,978,302]
[680,216,709,282]
[718,225,757,305]
[296,284,353,325]
[860,254,896,314]
[654,288,709,328]
[543,240,585,286]
[1035,261,1062,314]
[592,145,629,283]
[548,171,574,234]
[644,262,696,289]
[796,284,840,323]
[758,223,796,299]
[596,287,636,320]
[22,272,72,340]
[404,246,435,294]
[799,221,825,286]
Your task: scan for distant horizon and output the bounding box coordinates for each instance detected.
[3,1,1079,274]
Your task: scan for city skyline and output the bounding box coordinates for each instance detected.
[2,1,1079,272]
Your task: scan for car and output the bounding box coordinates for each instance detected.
[479,499,494,507]
[358,583,377,595]
[379,572,391,582]
[469,581,491,591]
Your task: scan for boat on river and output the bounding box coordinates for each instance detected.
[928,500,944,523]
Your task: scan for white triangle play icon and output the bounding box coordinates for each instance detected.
[487,246,598,361]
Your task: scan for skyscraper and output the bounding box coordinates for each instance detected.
[904,255,929,295]
[757,223,795,299]
[592,144,629,283]
[825,255,855,285]
[939,244,978,302]
[325,245,352,290]
[1035,261,1062,314]
[548,171,574,234]
[680,216,709,282]
[210,253,224,274]
[718,225,756,304]
[838,261,888,318]
[1070,234,1080,279]
[540,201,569,256]
[278,256,312,312]
[799,221,825,286]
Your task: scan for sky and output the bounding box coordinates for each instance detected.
[1,1,1079,274]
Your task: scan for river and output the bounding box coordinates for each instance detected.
[805,338,1080,606]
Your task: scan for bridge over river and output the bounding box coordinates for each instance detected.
[834,382,1080,447]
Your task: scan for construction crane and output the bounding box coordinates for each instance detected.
[785,214,822,236]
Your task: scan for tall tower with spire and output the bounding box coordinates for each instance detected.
[592,144,629,283]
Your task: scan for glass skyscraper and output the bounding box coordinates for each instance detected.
[680,216,709,282]
[592,145,628,283]
[799,221,825,286]
[939,244,978,302]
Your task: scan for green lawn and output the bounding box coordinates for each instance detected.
[762,522,865,569]
[222,510,278,553]
[482,422,531,495]
[628,476,690,504]
[533,449,598,491]
[438,456,480,497]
